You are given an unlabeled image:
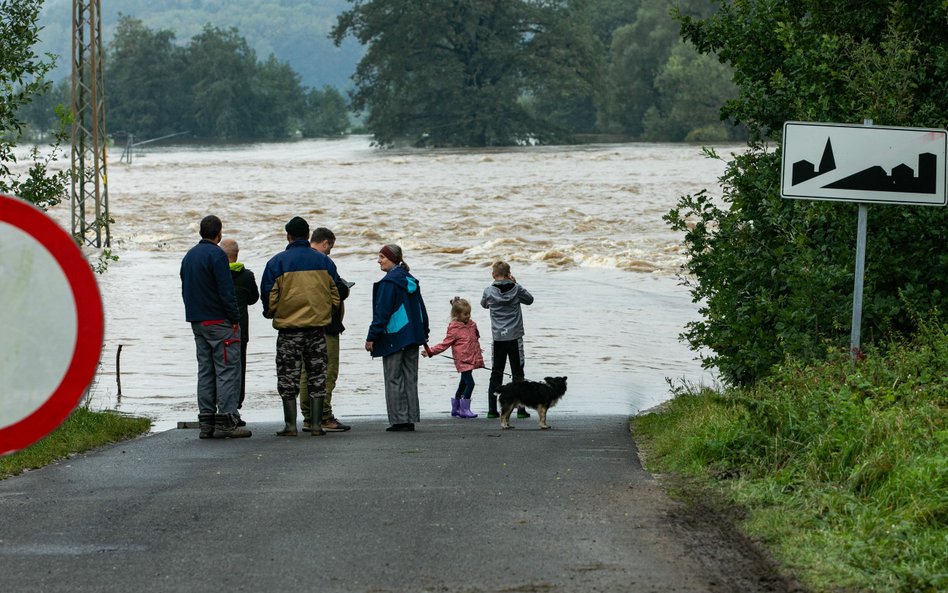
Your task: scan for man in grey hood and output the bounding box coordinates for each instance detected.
[481,261,534,418]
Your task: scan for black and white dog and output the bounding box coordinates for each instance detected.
[497,376,568,430]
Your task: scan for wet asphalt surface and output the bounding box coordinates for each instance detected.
[0,414,760,593]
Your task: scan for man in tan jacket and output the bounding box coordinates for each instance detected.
[260,216,340,437]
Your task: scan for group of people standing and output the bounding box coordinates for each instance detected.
[180,214,534,438]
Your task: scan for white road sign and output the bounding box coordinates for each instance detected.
[0,195,104,456]
[781,121,947,206]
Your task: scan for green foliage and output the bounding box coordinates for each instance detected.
[677,0,948,139]
[331,0,606,147]
[0,408,151,479]
[254,55,306,139]
[105,17,184,137]
[301,87,350,138]
[604,0,741,139]
[633,323,948,592]
[37,0,361,89]
[642,42,740,141]
[17,77,67,134]
[31,0,743,143]
[667,1,948,385]
[0,0,69,210]
[182,25,262,139]
[103,17,349,141]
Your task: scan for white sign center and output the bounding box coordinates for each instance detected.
[0,221,78,428]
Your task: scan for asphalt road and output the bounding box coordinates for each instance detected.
[0,414,773,593]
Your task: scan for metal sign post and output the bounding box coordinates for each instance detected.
[850,202,868,357]
[849,119,873,358]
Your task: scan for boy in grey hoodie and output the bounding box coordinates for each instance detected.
[481,261,534,418]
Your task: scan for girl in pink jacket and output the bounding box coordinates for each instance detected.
[424,297,485,418]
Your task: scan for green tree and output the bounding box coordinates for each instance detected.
[641,42,738,141]
[665,0,948,385]
[581,0,641,48]
[253,55,306,138]
[0,0,68,211]
[105,16,185,139]
[606,0,721,138]
[301,86,349,137]
[181,26,260,139]
[17,77,68,135]
[332,0,604,147]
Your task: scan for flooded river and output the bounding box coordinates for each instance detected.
[44,136,728,430]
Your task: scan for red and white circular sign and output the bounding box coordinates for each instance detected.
[0,194,104,456]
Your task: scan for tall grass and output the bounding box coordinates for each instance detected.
[633,322,947,593]
[1,408,152,479]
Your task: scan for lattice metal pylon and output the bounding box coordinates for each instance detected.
[70,0,110,248]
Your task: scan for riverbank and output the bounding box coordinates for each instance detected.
[0,408,151,479]
[631,323,947,593]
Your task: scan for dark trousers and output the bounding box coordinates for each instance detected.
[238,338,248,409]
[454,370,475,399]
[488,338,524,402]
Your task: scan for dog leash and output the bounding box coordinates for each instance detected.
[429,353,513,378]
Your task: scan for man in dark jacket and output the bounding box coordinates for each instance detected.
[180,215,251,439]
[260,216,340,437]
[221,238,259,416]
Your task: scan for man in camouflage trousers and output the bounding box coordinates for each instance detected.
[260,216,340,437]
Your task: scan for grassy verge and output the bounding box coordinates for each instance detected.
[633,322,947,593]
[1,408,152,479]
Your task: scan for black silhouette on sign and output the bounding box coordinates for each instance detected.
[792,136,937,194]
[791,138,836,185]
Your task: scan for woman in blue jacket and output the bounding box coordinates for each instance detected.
[365,244,429,431]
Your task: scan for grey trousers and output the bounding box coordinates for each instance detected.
[192,321,241,415]
[382,347,420,425]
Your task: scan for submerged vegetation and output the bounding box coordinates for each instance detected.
[634,321,947,593]
[0,408,152,479]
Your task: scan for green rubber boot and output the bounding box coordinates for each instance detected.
[310,395,326,436]
[276,399,297,436]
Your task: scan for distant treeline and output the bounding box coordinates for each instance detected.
[22,16,349,141]
[22,0,743,144]
[332,0,745,146]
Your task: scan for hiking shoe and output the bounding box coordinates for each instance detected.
[302,421,312,432]
[516,408,531,419]
[322,418,351,432]
[486,411,499,419]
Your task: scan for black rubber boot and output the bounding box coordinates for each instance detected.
[212,414,252,438]
[198,414,216,439]
[276,399,297,436]
[310,395,326,436]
